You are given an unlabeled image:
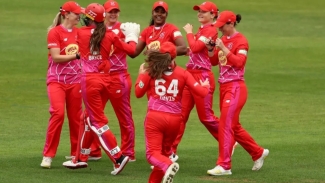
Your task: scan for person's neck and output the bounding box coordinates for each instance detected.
[154,22,165,28]
[201,21,213,26]
[61,21,74,30]
[106,21,117,28]
[227,29,238,37]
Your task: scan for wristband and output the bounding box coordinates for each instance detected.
[76,53,80,59]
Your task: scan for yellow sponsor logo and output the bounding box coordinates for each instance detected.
[147,41,161,50]
[65,44,79,55]
[218,50,227,66]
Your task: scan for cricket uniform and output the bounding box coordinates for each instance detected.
[43,25,82,158]
[172,24,220,153]
[135,66,209,183]
[139,23,182,49]
[210,32,264,170]
[76,26,123,161]
[139,23,183,99]
[90,22,136,160]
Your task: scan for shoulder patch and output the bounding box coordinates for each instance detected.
[238,49,248,55]
[139,80,144,88]
[198,36,208,43]
[173,31,182,37]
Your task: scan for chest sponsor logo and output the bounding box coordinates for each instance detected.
[218,50,227,66]
[147,40,161,50]
[65,44,79,55]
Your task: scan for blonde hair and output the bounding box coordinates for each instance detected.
[47,12,63,33]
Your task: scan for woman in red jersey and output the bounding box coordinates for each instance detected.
[135,42,210,183]
[88,0,136,162]
[130,1,187,57]
[206,10,269,175]
[62,3,139,175]
[41,1,83,169]
[172,1,221,158]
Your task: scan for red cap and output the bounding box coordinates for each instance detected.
[152,1,168,12]
[84,3,106,22]
[159,42,176,59]
[214,10,236,28]
[193,1,218,16]
[61,1,84,14]
[103,0,120,12]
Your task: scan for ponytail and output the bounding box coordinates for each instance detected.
[47,12,63,33]
[89,22,106,55]
[234,14,242,26]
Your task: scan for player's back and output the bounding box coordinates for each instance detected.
[148,66,187,114]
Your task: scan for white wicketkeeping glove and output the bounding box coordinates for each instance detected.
[120,22,140,43]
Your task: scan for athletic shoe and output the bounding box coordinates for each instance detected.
[111,155,129,175]
[40,157,52,168]
[207,165,232,176]
[162,163,179,183]
[169,153,179,162]
[88,156,102,161]
[150,165,154,170]
[65,156,75,160]
[252,149,269,171]
[231,142,239,156]
[62,160,88,169]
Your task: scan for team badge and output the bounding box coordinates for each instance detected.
[139,81,144,88]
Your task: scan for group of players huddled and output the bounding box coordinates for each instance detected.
[41,1,269,182]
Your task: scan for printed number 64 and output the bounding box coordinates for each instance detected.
[155,79,179,97]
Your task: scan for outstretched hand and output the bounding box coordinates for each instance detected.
[138,63,147,74]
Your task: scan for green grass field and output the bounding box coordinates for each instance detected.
[1,0,325,182]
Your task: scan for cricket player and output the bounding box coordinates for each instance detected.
[88,0,136,162]
[130,1,187,58]
[172,1,221,156]
[41,1,83,169]
[206,10,269,175]
[62,3,140,175]
[135,42,210,183]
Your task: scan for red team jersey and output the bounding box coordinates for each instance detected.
[186,24,218,70]
[77,26,116,73]
[135,66,209,114]
[106,22,130,72]
[139,23,182,50]
[209,32,249,83]
[47,25,81,84]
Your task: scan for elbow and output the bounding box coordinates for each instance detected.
[177,46,188,56]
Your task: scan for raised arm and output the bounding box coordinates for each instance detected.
[135,63,151,98]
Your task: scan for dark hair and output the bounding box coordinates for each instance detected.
[234,14,242,26]
[145,50,172,79]
[90,21,106,55]
[149,18,154,26]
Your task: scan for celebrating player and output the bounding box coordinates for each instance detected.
[172,1,221,157]
[206,10,269,175]
[88,0,137,162]
[41,1,83,169]
[130,1,187,58]
[135,42,210,183]
[62,3,140,175]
